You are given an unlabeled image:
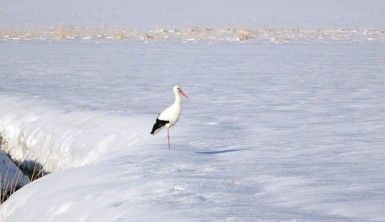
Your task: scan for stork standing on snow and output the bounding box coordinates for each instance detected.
[151,85,189,149]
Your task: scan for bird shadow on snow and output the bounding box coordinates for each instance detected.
[195,149,245,155]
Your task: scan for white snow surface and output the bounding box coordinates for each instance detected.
[1,0,385,221]
[0,41,385,221]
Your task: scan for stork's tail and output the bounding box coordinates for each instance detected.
[151,119,169,135]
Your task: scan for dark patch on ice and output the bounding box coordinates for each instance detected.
[196,149,245,155]
[110,201,124,208]
[0,156,49,203]
[17,159,49,181]
[1,134,50,203]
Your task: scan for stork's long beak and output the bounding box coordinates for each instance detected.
[179,89,189,99]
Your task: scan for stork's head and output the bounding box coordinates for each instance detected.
[173,85,189,99]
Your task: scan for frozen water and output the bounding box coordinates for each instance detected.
[1,0,385,29]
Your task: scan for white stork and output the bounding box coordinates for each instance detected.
[151,85,189,149]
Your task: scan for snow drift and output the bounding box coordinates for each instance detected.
[0,95,152,172]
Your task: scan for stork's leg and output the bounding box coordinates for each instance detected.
[167,128,171,150]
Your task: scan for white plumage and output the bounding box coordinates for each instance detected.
[151,85,188,149]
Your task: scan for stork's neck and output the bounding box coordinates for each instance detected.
[173,92,181,105]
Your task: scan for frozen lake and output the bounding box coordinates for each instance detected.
[2,0,385,29]
[0,40,385,221]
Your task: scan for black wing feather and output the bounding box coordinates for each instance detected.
[151,118,169,135]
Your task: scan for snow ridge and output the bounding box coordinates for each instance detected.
[0,94,151,172]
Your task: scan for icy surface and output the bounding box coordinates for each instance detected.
[0,41,385,221]
[1,0,385,29]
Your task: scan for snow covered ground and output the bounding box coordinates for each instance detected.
[1,0,385,221]
[1,40,385,221]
